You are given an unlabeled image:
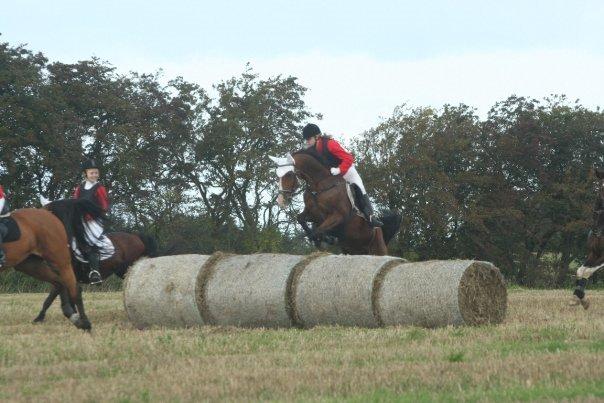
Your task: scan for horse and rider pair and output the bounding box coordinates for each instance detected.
[0,159,156,329]
[0,159,114,284]
[272,124,402,255]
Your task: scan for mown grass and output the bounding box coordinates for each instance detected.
[0,289,602,402]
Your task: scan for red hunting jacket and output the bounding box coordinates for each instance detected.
[314,136,354,175]
[73,182,110,221]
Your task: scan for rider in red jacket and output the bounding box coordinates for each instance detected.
[302,123,382,227]
[72,159,111,284]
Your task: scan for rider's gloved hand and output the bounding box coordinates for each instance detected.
[330,167,341,176]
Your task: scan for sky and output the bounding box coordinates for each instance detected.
[1,0,603,138]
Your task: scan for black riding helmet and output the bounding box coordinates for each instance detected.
[81,158,99,171]
[302,123,321,140]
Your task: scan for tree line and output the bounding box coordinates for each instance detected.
[1,40,603,287]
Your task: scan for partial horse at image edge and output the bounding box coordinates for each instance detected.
[2,206,93,330]
[570,167,604,309]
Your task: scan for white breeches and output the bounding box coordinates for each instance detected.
[342,165,367,194]
[576,264,604,279]
[72,220,115,261]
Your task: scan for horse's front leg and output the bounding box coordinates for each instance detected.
[313,213,345,240]
[297,210,317,243]
[33,286,61,323]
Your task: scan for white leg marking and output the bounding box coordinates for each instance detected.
[69,313,80,324]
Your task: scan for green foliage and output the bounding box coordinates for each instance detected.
[1,40,603,290]
[353,98,604,286]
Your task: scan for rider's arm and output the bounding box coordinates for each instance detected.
[327,140,354,175]
[95,185,110,212]
[72,186,80,199]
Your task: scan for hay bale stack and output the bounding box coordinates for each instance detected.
[123,254,507,329]
[292,255,403,327]
[123,254,211,329]
[203,253,306,327]
[377,260,507,327]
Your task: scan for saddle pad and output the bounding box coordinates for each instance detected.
[0,216,21,243]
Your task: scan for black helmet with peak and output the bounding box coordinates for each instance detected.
[81,158,100,171]
[302,123,321,140]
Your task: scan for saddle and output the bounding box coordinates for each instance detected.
[0,215,21,243]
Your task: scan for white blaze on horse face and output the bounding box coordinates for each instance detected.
[277,177,287,208]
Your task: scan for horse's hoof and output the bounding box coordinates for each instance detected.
[569,295,581,306]
[77,320,92,331]
[32,316,45,323]
[581,298,590,310]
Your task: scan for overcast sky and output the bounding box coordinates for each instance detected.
[2,0,603,138]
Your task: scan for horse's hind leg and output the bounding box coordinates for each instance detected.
[33,286,61,323]
[58,267,91,330]
[13,256,71,323]
[37,286,77,323]
[41,253,91,330]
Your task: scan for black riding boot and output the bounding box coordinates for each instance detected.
[87,250,102,285]
[0,222,8,267]
[361,194,383,227]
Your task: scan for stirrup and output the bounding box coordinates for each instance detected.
[89,270,103,285]
[369,215,383,227]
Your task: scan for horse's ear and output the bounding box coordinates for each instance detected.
[595,167,604,180]
[268,155,280,164]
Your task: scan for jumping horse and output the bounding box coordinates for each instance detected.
[271,150,401,255]
[570,167,604,309]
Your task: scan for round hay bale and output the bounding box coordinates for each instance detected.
[123,254,212,329]
[293,255,404,328]
[203,253,306,328]
[377,260,507,327]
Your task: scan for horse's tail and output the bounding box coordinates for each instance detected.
[45,199,108,252]
[137,233,159,257]
[379,210,402,245]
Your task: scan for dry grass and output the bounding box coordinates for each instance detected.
[0,289,602,402]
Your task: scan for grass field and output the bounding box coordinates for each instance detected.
[0,289,602,402]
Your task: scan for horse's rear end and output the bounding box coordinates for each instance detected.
[101,232,157,278]
[5,208,92,329]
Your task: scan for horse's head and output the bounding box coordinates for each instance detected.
[277,171,299,208]
[269,154,298,208]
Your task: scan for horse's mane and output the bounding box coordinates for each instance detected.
[293,148,327,167]
[45,199,108,253]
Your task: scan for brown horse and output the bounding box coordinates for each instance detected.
[25,199,158,323]
[2,207,92,330]
[272,150,401,255]
[571,167,604,309]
